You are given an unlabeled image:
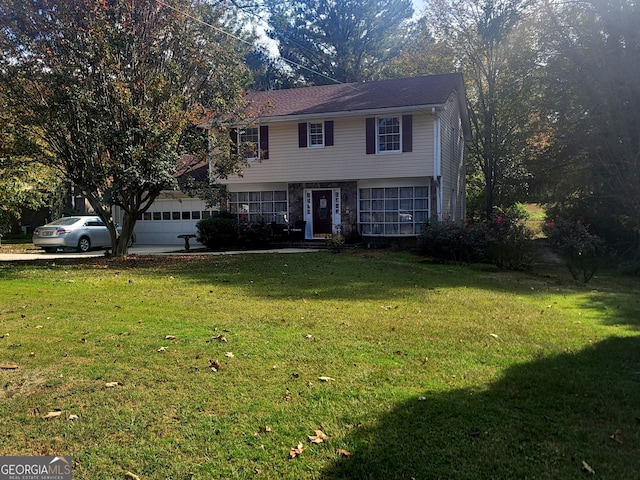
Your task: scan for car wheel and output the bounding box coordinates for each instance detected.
[77,236,91,253]
[44,247,57,253]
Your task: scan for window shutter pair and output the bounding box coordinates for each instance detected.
[365,115,413,154]
[298,121,334,148]
[229,126,269,159]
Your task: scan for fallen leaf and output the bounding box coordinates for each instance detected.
[210,335,227,343]
[0,333,9,338]
[124,472,141,480]
[165,335,176,340]
[304,334,313,339]
[0,364,18,370]
[381,305,393,310]
[105,382,120,388]
[68,414,79,421]
[418,396,426,401]
[318,376,335,382]
[35,325,43,329]
[336,448,352,457]
[43,411,63,420]
[610,429,623,444]
[489,333,499,339]
[308,430,328,444]
[289,443,304,458]
[209,360,221,372]
[224,352,234,358]
[157,346,167,353]
[257,426,272,434]
[284,388,292,401]
[467,428,481,437]
[582,460,595,475]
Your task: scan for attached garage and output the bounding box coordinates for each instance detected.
[132,195,218,245]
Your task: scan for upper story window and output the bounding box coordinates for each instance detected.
[377,117,401,152]
[298,120,334,148]
[239,127,260,160]
[309,122,324,147]
[366,115,412,155]
[230,125,269,160]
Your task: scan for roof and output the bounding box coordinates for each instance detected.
[246,73,467,119]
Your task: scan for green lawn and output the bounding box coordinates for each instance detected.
[1,251,638,479]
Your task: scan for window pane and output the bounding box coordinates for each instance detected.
[372,188,385,199]
[359,188,371,200]
[153,212,161,220]
[172,212,180,220]
[400,187,414,198]
[415,186,428,198]
[162,212,171,220]
[202,211,211,219]
[192,211,201,220]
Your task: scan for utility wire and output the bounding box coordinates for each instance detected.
[155,0,343,85]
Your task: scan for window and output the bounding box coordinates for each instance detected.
[359,186,429,235]
[231,125,269,160]
[239,127,259,160]
[366,115,412,154]
[228,190,288,224]
[378,117,401,152]
[309,122,324,147]
[298,121,334,148]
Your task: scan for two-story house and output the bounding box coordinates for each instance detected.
[131,73,471,244]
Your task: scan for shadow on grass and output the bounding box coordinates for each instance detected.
[322,336,640,480]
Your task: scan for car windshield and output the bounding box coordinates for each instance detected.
[49,217,83,226]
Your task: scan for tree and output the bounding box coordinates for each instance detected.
[536,0,640,254]
[0,90,62,235]
[263,0,414,84]
[382,17,456,78]
[0,0,251,255]
[422,0,543,218]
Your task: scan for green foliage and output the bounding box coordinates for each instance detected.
[263,0,413,84]
[418,212,534,269]
[238,219,272,249]
[543,217,607,283]
[196,212,238,250]
[0,0,250,255]
[325,233,345,253]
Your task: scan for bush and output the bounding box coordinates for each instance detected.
[485,214,535,270]
[238,220,272,249]
[418,213,534,270]
[196,212,238,250]
[417,220,487,264]
[542,217,607,283]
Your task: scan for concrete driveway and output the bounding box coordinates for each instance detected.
[0,244,320,261]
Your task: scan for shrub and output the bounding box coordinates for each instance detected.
[418,213,534,269]
[238,220,272,249]
[542,217,607,283]
[417,220,487,264]
[325,233,345,253]
[196,212,238,250]
[485,214,535,270]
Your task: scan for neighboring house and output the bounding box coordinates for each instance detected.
[132,73,471,244]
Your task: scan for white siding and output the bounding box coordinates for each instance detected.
[221,114,436,185]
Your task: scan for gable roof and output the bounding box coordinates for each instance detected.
[247,72,467,116]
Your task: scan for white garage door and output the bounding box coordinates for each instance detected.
[133,198,218,245]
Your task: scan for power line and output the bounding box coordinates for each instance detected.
[154,0,342,85]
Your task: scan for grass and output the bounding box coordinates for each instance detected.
[0,251,639,479]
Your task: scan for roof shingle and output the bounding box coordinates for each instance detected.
[246,73,465,118]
